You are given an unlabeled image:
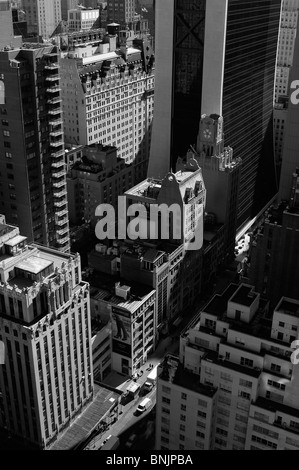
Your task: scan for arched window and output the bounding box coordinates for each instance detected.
[0,81,5,105]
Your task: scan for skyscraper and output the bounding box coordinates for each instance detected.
[22,0,62,39]
[0,43,70,252]
[107,0,136,28]
[148,0,281,228]
[247,171,299,307]
[278,20,299,201]
[60,29,155,183]
[0,219,93,449]
[0,0,22,49]
[60,0,79,22]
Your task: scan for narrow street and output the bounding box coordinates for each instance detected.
[84,266,238,450]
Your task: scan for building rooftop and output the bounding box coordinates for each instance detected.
[276,298,299,318]
[204,351,262,378]
[5,235,27,247]
[158,355,217,398]
[0,223,16,239]
[15,255,53,275]
[89,271,155,313]
[229,284,258,307]
[254,396,299,420]
[204,284,239,317]
[50,384,121,450]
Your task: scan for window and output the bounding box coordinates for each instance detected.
[239,379,252,388]
[236,414,248,423]
[197,410,206,418]
[240,357,253,367]
[180,415,186,422]
[196,431,205,439]
[238,391,251,400]
[162,397,170,405]
[270,363,281,373]
[290,420,299,431]
[198,399,207,408]
[179,434,185,441]
[251,435,277,449]
[218,407,230,417]
[181,393,187,400]
[197,421,206,429]
[216,427,228,436]
[180,424,185,432]
[267,379,285,390]
[215,437,227,447]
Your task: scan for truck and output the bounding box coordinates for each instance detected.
[100,435,120,450]
[126,381,141,398]
[144,365,158,392]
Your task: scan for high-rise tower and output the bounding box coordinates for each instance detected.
[148,0,281,228]
[22,0,62,39]
[278,21,299,201]
[0,43,70,252]
[0,220,93,449]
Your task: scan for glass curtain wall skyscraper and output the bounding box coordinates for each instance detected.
[148,0,282,228]
[222,0,282,226]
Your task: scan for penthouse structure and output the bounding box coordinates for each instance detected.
[60,24,155,182]
[0,42,69,252]
[0,219,93,449]
[68,8,100,32]
[156,283,299,450]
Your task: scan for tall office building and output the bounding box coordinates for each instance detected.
[107,0,136,28]
[0,219,93,449]
[60,0,79,22]
[177,113,242,268]
[148,0,281,228]
[278,21,299,201]
[60,28,155,183]
[0,0,22,48]
[0,42,70,252]
[22,0,62,39]
[248,169,299,307]
[67,143,134,226]
[156,283,299,450]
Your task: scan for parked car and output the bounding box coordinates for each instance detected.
[136,398,152,415]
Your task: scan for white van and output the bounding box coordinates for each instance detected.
[136,397,152,414]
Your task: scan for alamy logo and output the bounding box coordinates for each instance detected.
[290,80,299,105]
[95,196,203,251]
[0,340,4,364]
[290,340,299,365]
